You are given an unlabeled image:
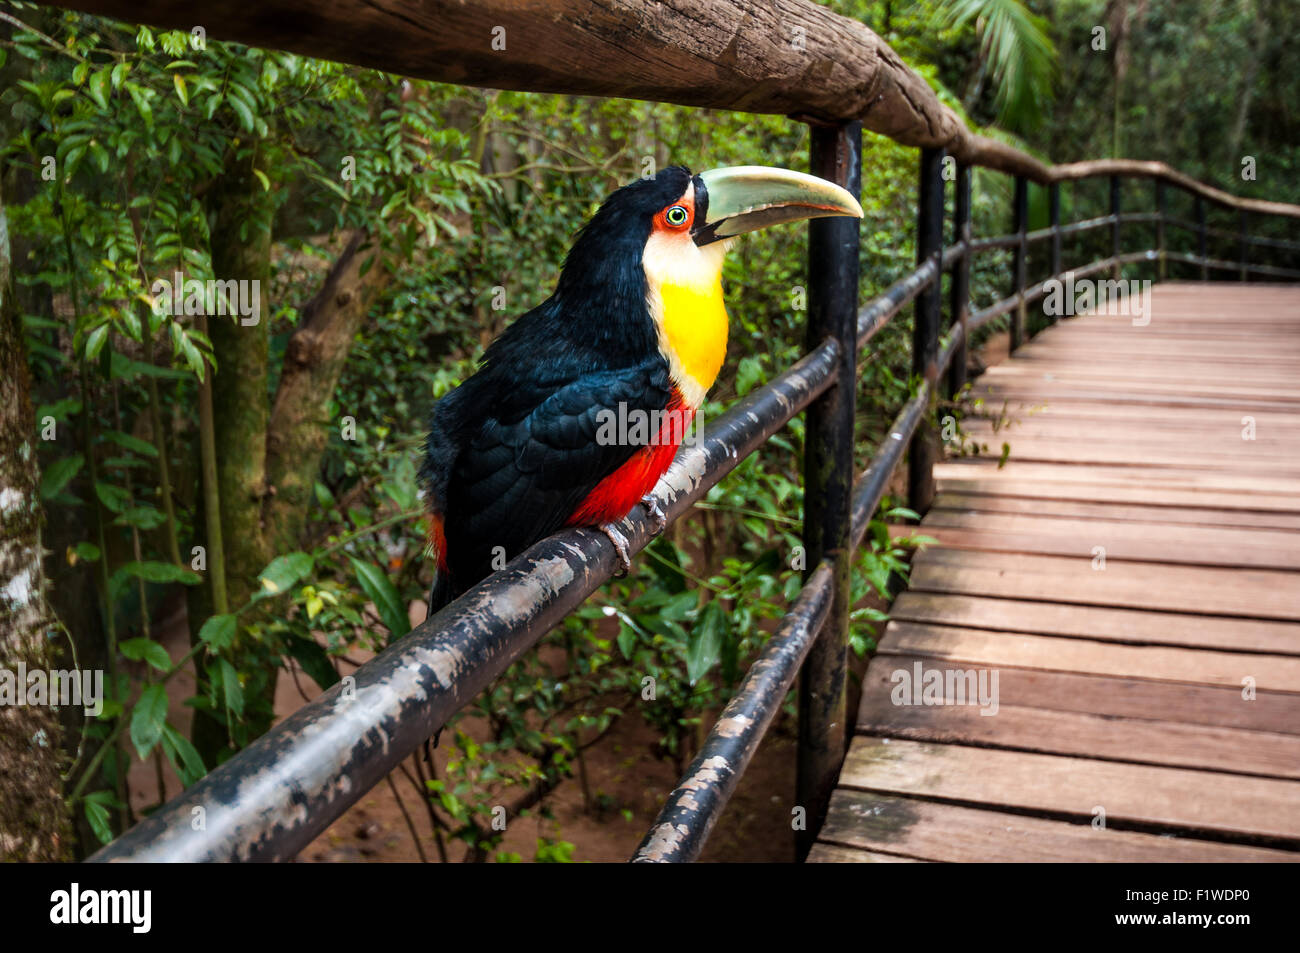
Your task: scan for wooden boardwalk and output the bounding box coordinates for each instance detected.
[811,283,1300,862]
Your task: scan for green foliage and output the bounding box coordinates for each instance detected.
[7,0,1143,859]
[934,0,1058,132]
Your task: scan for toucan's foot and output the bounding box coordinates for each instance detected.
[597,522,632,577]
[640,495,668,535]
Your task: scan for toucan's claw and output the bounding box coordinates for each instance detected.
[640,495,668,535]
[598,522,632,577]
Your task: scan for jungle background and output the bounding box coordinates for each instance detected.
[2,0,1297,861]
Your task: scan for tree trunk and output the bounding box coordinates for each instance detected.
[264,228,391,552]
[0,181,72,861]
[204,151,275,610]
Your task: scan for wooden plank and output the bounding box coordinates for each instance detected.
[896,520,1300,571]
[817,789,1300,862]
[860,654,1300,734]
[951,436,1300,471]
[934,476,1300,512]
[984,363,1300,388]
[857,660,1300,779]
[969,385,1300,413]
[931,492,1300,530]
[805,842,925,863]
[888,591,1300,655]
[922,510,1300,548]
[936,460,1300,497]
[839,737,1300,843]
[961,424,1300,450]
[961,418,1300,448]
[876,620,1300,692]
[964,402,1300,430]
[908,548,1300,620]
[822,286,1300,859]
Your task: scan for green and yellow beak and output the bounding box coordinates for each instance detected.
[692,165,863,246]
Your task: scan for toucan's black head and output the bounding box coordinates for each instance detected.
[553,166,703,322]
[522,163,863,362]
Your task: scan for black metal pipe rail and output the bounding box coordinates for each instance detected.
[631,560,835,863]
[1162,252,1300,280]
[87,50,1300,865]
[90,341,840,861]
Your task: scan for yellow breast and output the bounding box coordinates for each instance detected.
[658,278,729,403]
[642,231,732,409]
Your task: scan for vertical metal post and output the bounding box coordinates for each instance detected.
[797,120,861,861]
[1009,175,1028,351]
[1155,179,1167,283]
[908,147,944,515]
[1195,194,1208,281]
[1049,181,1062,283]
[1239,209,1249,282]
[947,164,971,397]
[1110,174,1122,281]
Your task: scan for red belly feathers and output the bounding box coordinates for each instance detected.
[566,392,693,527]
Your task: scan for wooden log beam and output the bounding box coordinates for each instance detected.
[40,0,1047,178]
[1050,159,1300,219]
[40,0,1300,217]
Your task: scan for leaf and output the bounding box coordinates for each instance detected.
[87,66,111,109]
[94,481,131,513]
[218,658,244,716]
[685,601,726,685]
[126,82,153,127]
[172,72,188,106]
[257,551,314,596]
[198,613,237,650]
[382,455,418,511]
[119,560,201,585]
[34,397,81,423]
[130,683,168,759]
[40,454,84,500]
[175,329,206,380]
[287,637,341,691]
[252,168,270,191]
[349,557,410,637]
[113,505,167,530]
[83,793,114,845]
[109,352,188,382]
[616,623,636,660]
[119,637,172,672]
[161,723,206,786]
[227,92,254,132]
[102,429,159,457]
[84,323,109,361]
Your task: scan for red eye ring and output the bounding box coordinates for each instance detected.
[661,204,691,229]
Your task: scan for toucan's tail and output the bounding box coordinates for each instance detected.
[424,507,456,618]
[426,569,458,619]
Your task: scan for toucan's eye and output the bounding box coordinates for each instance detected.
[664,205,690,228]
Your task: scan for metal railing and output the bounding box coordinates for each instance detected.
[83,7,1300,864]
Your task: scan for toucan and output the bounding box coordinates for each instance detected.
[420,164,862,611]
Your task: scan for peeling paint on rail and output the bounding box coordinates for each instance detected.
[90,340,840,862]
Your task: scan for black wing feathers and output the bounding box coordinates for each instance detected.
[424,352,671,597]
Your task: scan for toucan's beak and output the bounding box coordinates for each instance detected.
[692,165,864,246]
